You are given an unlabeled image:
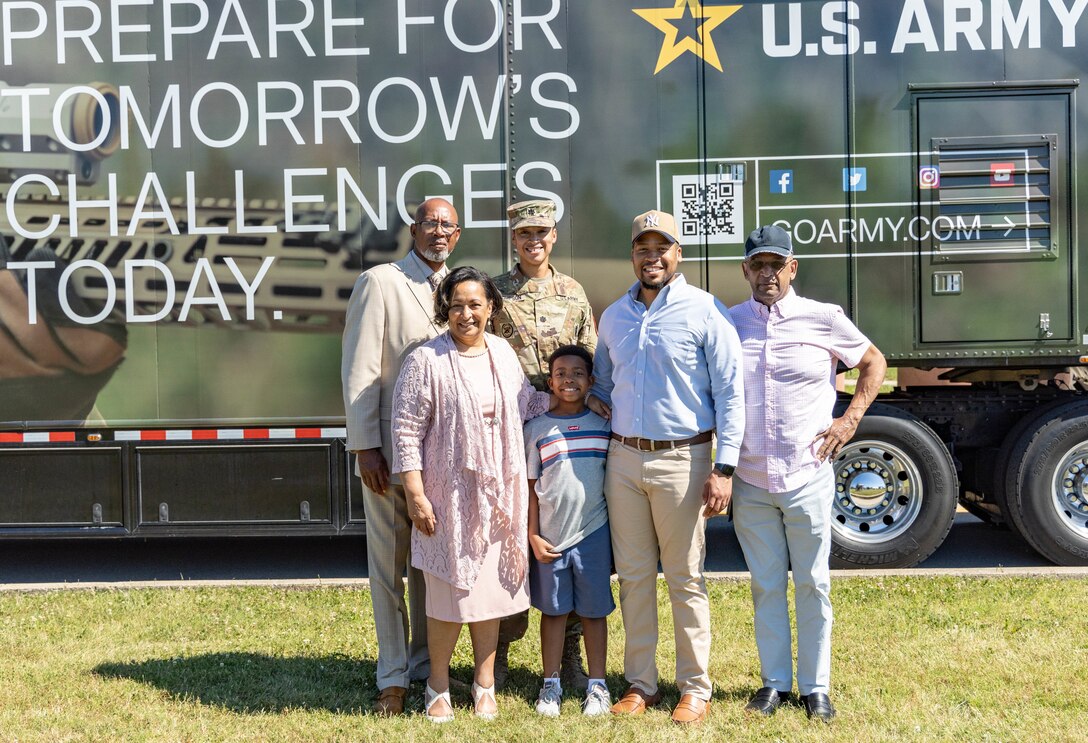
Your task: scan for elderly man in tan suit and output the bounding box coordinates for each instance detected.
[342,197,461,716]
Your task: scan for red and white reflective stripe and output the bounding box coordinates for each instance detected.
[112,427,347,442]
[0,431,76,443]
[1,428,347,443]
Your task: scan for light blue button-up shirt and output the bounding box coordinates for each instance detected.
[590,274,745,466]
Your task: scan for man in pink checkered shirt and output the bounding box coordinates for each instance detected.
[728,224,886,723]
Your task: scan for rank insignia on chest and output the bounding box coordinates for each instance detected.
[500,323,514,338]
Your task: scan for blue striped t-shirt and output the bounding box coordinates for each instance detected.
[524,409,610,552]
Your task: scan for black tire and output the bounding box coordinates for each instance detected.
[829,404,959,568]
[1004,401,1088,566]
[994,398,1088,541]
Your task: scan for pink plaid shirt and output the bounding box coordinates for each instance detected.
[729,289,871,492]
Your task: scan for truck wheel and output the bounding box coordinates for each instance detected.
[994,398,1088,541]
[1005,403,1088,566]
[829,405,958,568]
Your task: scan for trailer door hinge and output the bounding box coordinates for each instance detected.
[158,503,169,522]
[1040,313,1053,338]
[300,501,310,522]
[92,503,103,524]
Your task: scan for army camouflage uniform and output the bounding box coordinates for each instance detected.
[490,265,597,392]
[489,262,597,691]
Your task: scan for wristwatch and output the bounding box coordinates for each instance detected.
[713,463,735,478]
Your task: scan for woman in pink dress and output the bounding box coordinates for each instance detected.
[391,266,551,722]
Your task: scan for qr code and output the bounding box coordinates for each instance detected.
[671,175,744,244]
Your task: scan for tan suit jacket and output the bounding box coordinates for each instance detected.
[342,251,446,468]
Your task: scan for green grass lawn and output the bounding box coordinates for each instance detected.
[2,577,1086,742]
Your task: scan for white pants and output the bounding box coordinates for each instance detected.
[733,466,834,696]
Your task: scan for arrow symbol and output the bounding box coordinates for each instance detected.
[1003,216,1015,237]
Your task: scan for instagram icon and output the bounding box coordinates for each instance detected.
[919,166,940,189]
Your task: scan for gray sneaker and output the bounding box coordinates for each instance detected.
[582,683,612,717]
[535,682,562,717]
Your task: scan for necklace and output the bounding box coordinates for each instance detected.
[457,346,499,425]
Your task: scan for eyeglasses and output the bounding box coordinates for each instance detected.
[416,220,460,233]
[747,259,791,275]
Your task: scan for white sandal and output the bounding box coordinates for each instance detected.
[425,684,454,723]
[472,682,498,720]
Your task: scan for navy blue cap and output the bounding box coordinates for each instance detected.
[744,225,793,258]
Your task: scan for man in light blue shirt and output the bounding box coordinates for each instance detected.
[589,209,743,725]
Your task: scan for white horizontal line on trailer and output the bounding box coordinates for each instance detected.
[706,247,1042,261]
[764,201,923,210]
[656,152,934,163]
[659,147,1030,165]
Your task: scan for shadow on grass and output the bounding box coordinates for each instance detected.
[94,655,761,715]
[93,652,376,714]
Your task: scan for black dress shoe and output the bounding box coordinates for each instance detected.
[744,687,787,716]
[802,692,836,722]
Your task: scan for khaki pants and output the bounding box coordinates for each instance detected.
[362,479,430,690]
[605,439,713,700]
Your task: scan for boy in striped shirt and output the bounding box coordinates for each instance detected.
[524,345,615,717]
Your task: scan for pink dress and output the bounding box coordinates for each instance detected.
[391,332,550,623]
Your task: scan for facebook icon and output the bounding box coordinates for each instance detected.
[770,169,793,194]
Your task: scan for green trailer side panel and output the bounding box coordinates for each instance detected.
[916,90,1073,345]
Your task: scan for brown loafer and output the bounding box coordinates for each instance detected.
[610,686,662,715]
[373,685,407,716]
[671,694,710,724]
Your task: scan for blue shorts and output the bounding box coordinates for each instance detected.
[529,523,616,618]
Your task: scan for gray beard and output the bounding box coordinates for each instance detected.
[419,247,449,263]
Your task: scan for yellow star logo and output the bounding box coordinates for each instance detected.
[634,0,742,74]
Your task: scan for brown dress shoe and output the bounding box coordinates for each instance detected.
[610,686,662,716]
[671,694,710,724]
[373,686,407,716]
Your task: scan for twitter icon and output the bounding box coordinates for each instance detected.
[843,167,867,192]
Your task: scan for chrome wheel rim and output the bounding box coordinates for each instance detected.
[1049,445,1088,539]
[831,439,924,544]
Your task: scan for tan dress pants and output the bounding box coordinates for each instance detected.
[605,439,713,700]
[362,478,430,690]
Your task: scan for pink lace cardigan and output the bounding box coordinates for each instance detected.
[391,332,550,591]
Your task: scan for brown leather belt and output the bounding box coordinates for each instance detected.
[610,430,713,452]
